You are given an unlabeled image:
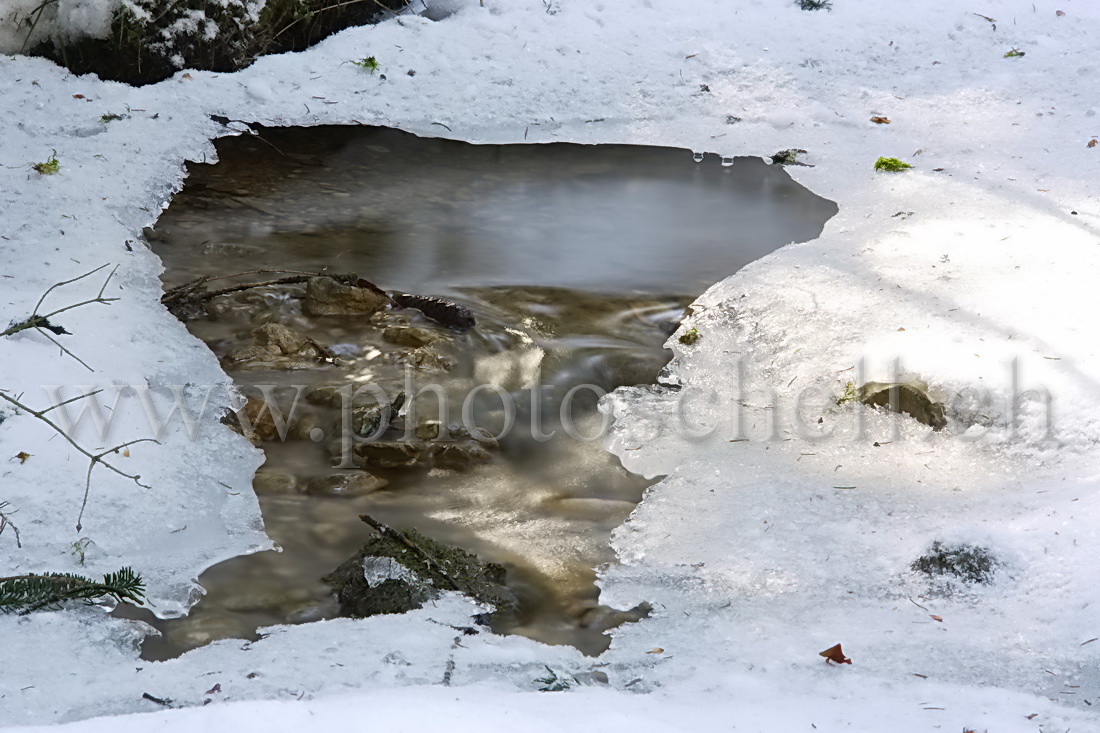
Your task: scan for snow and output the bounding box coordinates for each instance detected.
[2,0,1100,731]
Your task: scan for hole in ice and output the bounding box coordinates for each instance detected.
[121,125,837,658]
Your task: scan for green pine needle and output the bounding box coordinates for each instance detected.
[0,566,145,614]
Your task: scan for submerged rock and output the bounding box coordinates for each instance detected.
[323,515,517,620]
[225,322,331,369]
[305,472,389,498]
[382,326,439,348]
[253,469,298,496]
[859,379,947,430]
[303,276,389,316]
[345,436,497,471]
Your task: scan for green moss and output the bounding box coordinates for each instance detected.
[678,327,700,345]
[351,56,381,73]
[771,148,809,166]
[32,150,59,175]
[874,156,912,172]
[835,380,857,405]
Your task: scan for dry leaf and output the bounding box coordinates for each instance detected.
[930,614,944,622]
[1088,139,1098,148]
[72,93,85,99]
[14,451,32,464]
[1026,713,1038,720]
[870,116,891,124]
[181,73,193,80]
[204,683,222,695]
[897,327,906,332]
[123,447,131,458]
[646,647,665,654]
[819,643,852,664]
[1056,10,1065,16]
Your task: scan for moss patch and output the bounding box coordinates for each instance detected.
[323,515,518,622]
[911,541,998,584]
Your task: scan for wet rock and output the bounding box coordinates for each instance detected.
[347,435,497,471]
[911,541,998,584]
[303,276,389,316]
[224,322,329,369]
[352,441,424,468]
[305,472,389,498]
[415,420,442,440]
[383,326,439,348]
[307,382,403,409]
[226,397,280,443]
[323,515,517,620]
[859,380,947,430]
[288,411,325,441]
[577,602,652,633]
[251,323,309,354]
[253,469,298,496]
[399,349,456,372]
[430,442,493,469]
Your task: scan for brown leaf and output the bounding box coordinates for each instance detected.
[930,614,944,622]
[14,451,32,464]
[819,643,852,664]
[204,683,221,695]
[72,94,85,99]
[1026,713,1038,720]
[1056,10,1065,16]
[1088,139,1098,148]
[645,647,665,654]
[870,116,891,124]
[123,447,131,458]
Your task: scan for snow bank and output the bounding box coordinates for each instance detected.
[0,1,120,52]
[2,0,1099,730]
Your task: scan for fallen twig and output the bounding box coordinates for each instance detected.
[2,264,120,371]
[0,390,157,531]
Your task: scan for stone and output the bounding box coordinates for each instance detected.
[252,469,298,495]
[859,379,947,430]
[303,276,389,316]
[352,441,424,468]
[322,516,517,621]
[250,322,308,355]
[305,472,389,498]
[429,442,493,469]
[414,420,441,440]
[382,326,438,348]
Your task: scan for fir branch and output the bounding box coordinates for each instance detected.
[0,567,145,614]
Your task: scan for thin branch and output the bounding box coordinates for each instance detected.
[3,265,120,371]
[0,502,21,548]
[0,391,158,532]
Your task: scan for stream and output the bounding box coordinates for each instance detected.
[127,125,836,658]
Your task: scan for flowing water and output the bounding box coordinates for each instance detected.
[131,125,836,658]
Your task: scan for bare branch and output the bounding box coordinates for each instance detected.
[0,391,158,532]
[2,265,121,371]
[0,502,21,548]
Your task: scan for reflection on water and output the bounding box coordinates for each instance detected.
[134,126,836,659]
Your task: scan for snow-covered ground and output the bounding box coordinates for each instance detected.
[2,0,1099,730]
